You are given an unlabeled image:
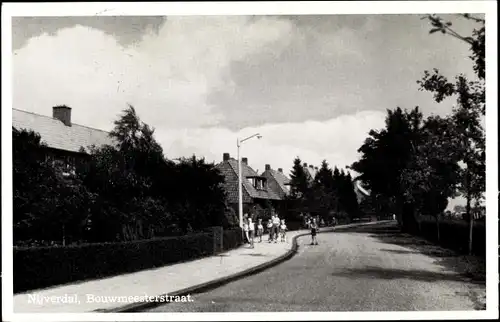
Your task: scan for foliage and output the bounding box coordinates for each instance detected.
[309,160,335,218]
[422,14,485,79]
[288,157,310,199]
[14,105,231,245]
[286,157,359,221]
[14,228,243,293]
[350,14,486,246]
[419,14,486,253]
[351,107,424,231]
[13,128,91,244]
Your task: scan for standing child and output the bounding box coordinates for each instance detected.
[243,214,249,244]
[267,219,273,242]
[272,214,280,244]
[257,218,264,243]
[310,218,319,245]
[248,217,255,248]
[279,219,287,242]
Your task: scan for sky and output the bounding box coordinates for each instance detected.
[12,14,482,209]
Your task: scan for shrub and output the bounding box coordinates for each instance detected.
[222,228,243,251]
[14,230,242,294]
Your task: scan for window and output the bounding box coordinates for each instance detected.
[254,178,267,190]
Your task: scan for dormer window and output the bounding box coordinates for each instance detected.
[246,176,267,190]
[255,178,266,190]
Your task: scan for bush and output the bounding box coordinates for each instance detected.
[14,229,242,294]
[222,228,243,251]
[285,221,303,231]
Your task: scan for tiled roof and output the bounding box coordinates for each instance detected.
[261,169,290,196]
[304,167,318,182]
[353,180,370,203]
[12,109,114,153]
[216,159,282,203]
[354,181,370,196]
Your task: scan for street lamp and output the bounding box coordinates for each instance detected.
[237,133,262,234]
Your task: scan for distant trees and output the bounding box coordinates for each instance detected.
[286,158,359,223]
[13,105,229,245]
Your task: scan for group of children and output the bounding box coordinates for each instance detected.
[242,213,287,248]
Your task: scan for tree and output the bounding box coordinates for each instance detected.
[288,157,310,201]
[342,172,360,219]
[78,105,174,241]
[311,160,335,220]
[171,155,227,231]
[400,115,461,241]
[351,107,424,232]
[13,128,90,245]
[419,13,486,254]
[78,105,231,241]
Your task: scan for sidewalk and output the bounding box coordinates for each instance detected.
[13,221,389,313]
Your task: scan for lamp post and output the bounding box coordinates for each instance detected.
[237,133,262,235]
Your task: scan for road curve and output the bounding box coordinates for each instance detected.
[147,222,485,312]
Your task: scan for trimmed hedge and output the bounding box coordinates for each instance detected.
[14,228,243,294]
[223,227,243,251]
[418,219,486,257]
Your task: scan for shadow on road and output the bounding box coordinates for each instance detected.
[239,253,267,257]
[335,222,486,284]
[330,265,472,284]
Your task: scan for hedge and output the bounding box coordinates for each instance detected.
[14,228,243,294]
[417,219,486,257]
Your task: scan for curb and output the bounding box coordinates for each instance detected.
[96,220,392,313]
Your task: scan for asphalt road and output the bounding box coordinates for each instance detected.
[147,222,485,312]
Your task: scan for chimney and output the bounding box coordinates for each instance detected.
[278,168,283,173]
[303,163,308,167]
[53,105,72,126]
[242,157,248,165]
[265,164,271,171]
[223,153,230,161]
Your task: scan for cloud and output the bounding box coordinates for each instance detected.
[13,16,295,132]
[155,110,387,175]
[12,14,480,208]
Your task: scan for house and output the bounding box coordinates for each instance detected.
[12,106,114,172]
[215,153,284,219]
[353,180,370,203]
[303,163,318,184]
[260,164,291,200]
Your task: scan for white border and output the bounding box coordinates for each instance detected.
[2,1,498,321]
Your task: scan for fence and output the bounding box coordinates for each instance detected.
[417,219,486,257]
[14,227,243,294]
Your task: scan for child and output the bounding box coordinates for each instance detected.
[257,218,264,243]
[248,217,255,248]
[272,214,280,243]
[267,219,273,242]
[243,214,249,244]
[279,219,287,242]
[310,218,318,245]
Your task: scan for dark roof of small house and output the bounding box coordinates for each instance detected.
[261,168,290,195]
[12,108,115,153]
[216,158,282,203]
